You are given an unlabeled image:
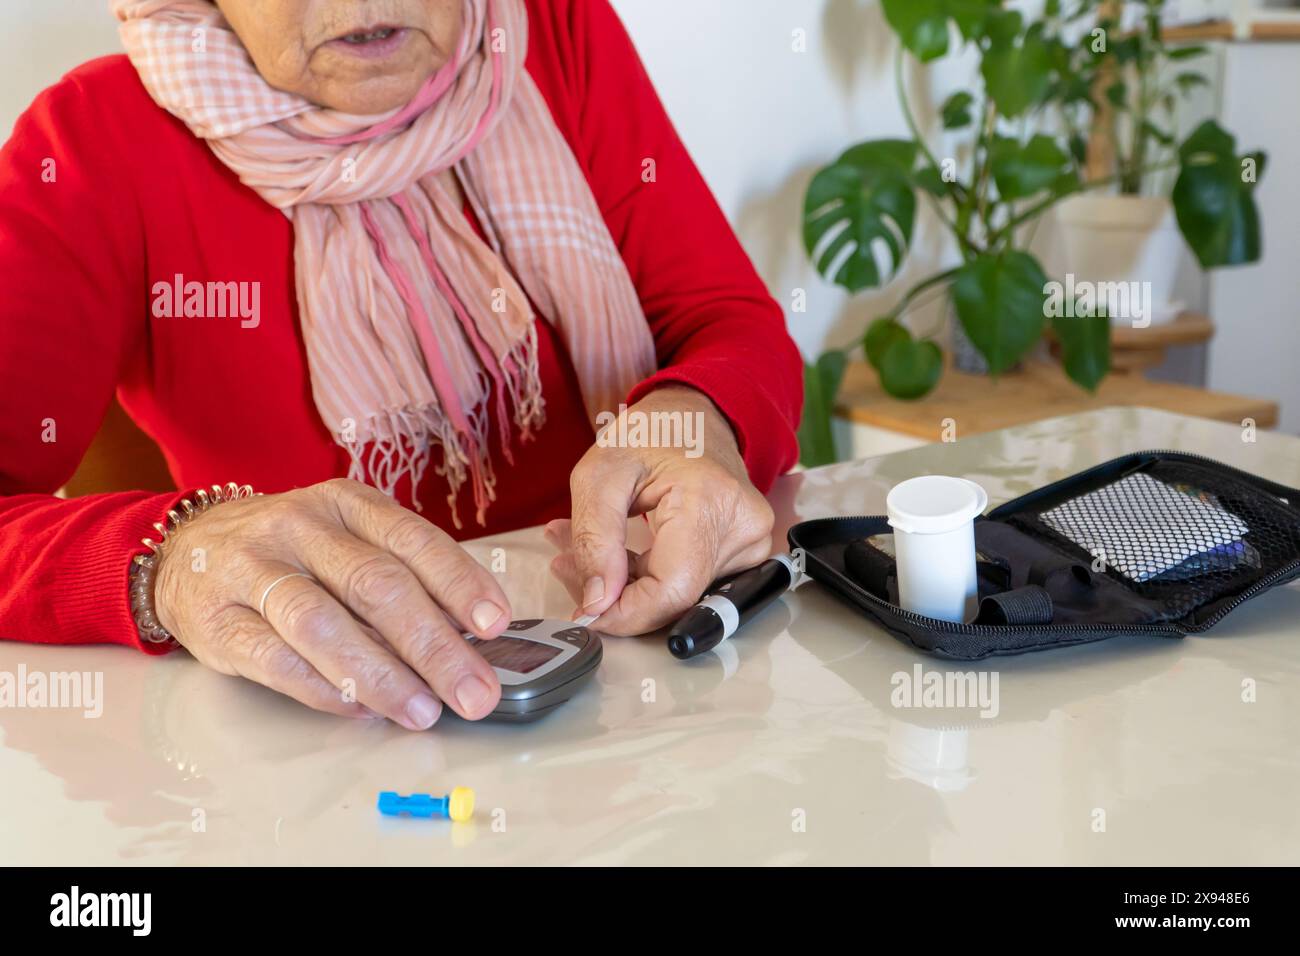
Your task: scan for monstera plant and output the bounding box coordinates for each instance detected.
[797,0,1266,467]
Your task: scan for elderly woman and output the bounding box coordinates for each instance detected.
[0,0,800,729]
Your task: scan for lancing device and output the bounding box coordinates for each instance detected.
[667,553,797,660]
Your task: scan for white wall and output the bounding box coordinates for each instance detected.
[0,1,122,132]
[1206,41,1300,433]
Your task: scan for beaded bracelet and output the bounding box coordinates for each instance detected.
[129,483,259,646]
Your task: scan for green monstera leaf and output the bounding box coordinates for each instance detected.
[990,134,1076,201]
[951,251,1049,375]
[837,138,921,177]
[1172,120,1266,268]
[864,317,911,369]
[945,0,999,39]
[879,336,943,400]
[865,318,943,400]
[980,13,1054,118]
[798,350,848,468]
[882,0,996,62]
[803,140,919,293]
[883,0,952,61]
[1052,312,1111,392]
[941,91,975,130]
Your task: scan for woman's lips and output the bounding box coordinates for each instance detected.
[325,26,411,60]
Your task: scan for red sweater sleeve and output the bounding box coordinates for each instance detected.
[534,0,803,492]
[0,68,178,654]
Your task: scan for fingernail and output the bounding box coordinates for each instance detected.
[404,694,441,730]
[582,576,605,608]
[455,675,492,716]
[471,599,503,632]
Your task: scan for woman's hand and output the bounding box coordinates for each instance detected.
[152,478,511,729]
[546,386,775,635]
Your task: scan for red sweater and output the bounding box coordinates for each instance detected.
[0,0,801,654]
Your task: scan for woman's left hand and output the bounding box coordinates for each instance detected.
[545,386,775,635]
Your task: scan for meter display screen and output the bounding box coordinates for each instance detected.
[472,636,563,674]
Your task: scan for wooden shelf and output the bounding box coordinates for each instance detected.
[1164,21,1237,41]
[1163,18,1300,42]
[1251,20,1300,41]
[1108,311,1214,349]
[835,359,1278,441]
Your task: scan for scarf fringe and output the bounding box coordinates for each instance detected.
[340,327,546,531]
[502,323,546,442]
[345,399,488,531]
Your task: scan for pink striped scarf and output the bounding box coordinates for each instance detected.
[112,0,656,526]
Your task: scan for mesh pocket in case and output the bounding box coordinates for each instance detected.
[786,451,1300,660]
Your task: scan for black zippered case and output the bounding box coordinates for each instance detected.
[786,451,1300,661]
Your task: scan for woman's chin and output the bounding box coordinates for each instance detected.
[312,75,431,115]
[310,37,438,113]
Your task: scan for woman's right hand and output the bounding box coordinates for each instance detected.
[152,478,511,730]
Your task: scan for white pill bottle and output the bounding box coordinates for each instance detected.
[886,476,989,623]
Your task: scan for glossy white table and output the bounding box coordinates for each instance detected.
[3,408,1298,865]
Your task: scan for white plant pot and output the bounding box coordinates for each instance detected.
[1036,195,1186,327]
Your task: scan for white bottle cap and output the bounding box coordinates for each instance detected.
[886,476,989,535]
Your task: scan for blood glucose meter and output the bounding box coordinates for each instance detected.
[465,619,603,722]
